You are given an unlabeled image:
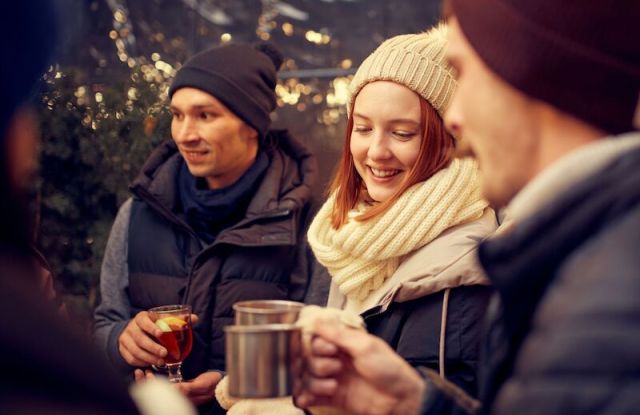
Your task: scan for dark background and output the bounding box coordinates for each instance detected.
[36,0,442,327]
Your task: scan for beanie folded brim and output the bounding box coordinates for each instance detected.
[347,25,456,119]
[170,67,271,137]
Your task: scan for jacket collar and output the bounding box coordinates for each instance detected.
[129,130,318,244]
[329,208,497,315]
[505,132,640,225]
[480,140,640,347]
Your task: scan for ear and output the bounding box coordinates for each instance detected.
[241,122,259,144]
[4,106,39,191]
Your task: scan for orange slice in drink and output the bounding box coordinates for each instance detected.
[155,316,187,332]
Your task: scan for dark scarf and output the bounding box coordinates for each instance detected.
[178,150,269,244]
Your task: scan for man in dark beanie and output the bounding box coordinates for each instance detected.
[0,2,144,415]
[94,41,319,411]
[293,1,640,415]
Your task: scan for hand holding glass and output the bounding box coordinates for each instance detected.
[149,304,193,383]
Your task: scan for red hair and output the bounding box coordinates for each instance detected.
[328,92,456,229]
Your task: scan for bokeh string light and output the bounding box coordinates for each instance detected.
[44,0,358,129]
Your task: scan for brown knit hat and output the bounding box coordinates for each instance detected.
[348,23,456,119]
[450,0,640,134]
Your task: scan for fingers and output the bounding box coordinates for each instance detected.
[295,357,340,409]
[119,331,166,367]
[314,322,387,359]
[134,369,156,383]
[311,336,339,357]
[134,369,145,382]
[175,372,221,406]
[176,379,209,396]
[305,376,338,397]
[295,391,334,409]
[135,311,164,338]
[190,314,199,326]
[119,345,146,367]
[118,313,168,367]
[307,356,343,377]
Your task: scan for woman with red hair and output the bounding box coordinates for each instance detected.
[307,23,497,397]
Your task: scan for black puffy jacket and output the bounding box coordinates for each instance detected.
[366,285,492,397]
[328,209,497,399]
[125,130,318,378]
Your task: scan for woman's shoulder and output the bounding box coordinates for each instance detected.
[357,208,497,309]
[397,208,497,280]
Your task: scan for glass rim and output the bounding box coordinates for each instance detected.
[149,304,191,314]
[232,300,303,314]
[224,323,301,333]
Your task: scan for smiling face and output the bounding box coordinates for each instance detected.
[350,81,423,203]
[170,87,259,189]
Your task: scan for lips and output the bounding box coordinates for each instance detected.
[181,149,209,164]
[369,166,402,179]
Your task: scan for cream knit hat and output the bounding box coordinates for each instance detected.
[348,22,456,118]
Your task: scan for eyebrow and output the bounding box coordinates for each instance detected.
[169,103,221,111]
[353,112,420,125]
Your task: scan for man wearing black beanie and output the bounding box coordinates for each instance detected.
[294,1,640,415]
[94,41,319,411]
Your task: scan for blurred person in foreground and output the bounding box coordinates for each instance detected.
[295,0,640,414]
[93,39,319,411]
[0,2,144,414]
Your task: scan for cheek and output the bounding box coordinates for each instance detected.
[170,121,179,139]
[397,141,421,169]
[349,135,368,163]
[349,136,368,178]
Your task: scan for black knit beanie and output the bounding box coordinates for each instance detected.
[169,42,284,138]
[451,0,640,134]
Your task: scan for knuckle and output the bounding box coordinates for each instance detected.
[360,338,379,354]
[135,312,148,324]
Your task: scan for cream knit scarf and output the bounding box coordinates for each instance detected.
[308,157,488,302]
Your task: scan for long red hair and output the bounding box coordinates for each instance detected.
[328,92,456,229]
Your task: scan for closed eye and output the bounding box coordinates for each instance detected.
[353,125,372,134]
[393,131,418,139]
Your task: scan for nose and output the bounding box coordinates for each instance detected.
[172,117,199,144]
[367,132,392,161]
[444,94,463,138]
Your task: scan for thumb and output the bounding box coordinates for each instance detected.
[134,369,145,382]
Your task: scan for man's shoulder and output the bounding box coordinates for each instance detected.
[564,204,640,276]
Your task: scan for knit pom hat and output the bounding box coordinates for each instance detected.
[348,23,456,119]
[169,41,284,138]
[450,0,640,134]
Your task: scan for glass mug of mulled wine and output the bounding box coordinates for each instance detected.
[149,304,193,383]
